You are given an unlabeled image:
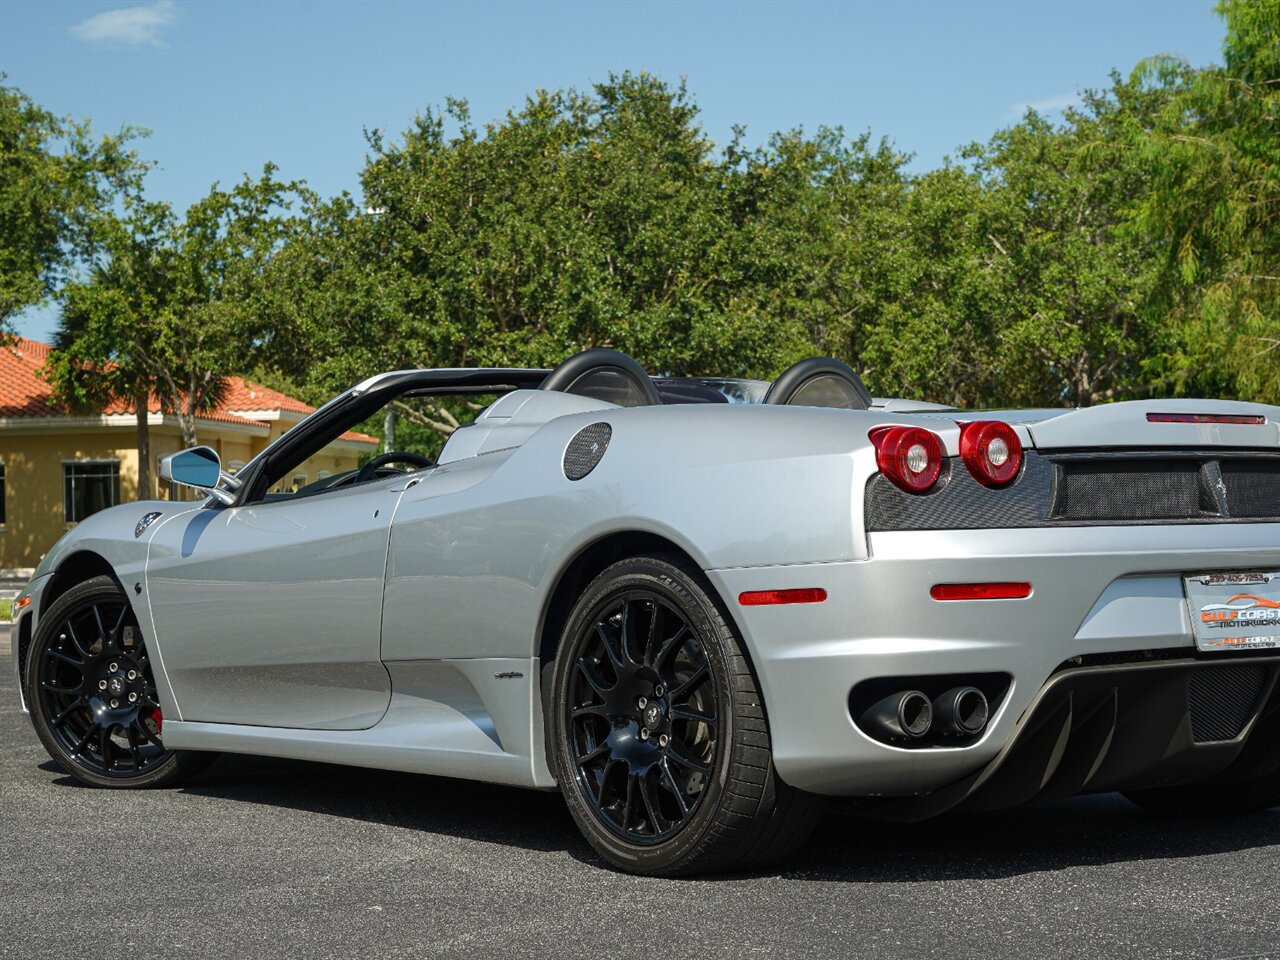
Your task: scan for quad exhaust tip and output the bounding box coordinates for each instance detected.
[861,690,933,741]
[849,674,1008,747]
[933,686,990,737]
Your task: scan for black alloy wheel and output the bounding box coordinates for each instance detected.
[565,586,719,844]
[26,576,215,788]
[550,555,823,876]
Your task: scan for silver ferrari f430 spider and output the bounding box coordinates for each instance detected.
[12,350,1280,874]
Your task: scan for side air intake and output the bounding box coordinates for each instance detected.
[563,423,612,481]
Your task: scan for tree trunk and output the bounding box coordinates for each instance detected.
[179,399,199,449]
[134,384,151,500]
[384,408,397,452]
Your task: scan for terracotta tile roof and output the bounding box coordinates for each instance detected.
[0,338,60,417]
[0,337,378,444]
[222,378,315,415]
[99,390,270,429]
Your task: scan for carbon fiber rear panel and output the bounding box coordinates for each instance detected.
[866,451,1280,531]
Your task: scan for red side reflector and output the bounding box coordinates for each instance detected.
[930,582,1032,601]
[738,588,828,606]
[1146,413,1266,425]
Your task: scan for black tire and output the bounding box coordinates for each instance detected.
[25,575,217,789]
[549,555,823,875]
[1123,768,1280,816]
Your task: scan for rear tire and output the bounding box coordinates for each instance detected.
[549,555,822,875]
[25,575,217,789]
[1123,767,1280,816]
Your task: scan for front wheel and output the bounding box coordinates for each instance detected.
[25,575,217,789]
[549,555,822,875]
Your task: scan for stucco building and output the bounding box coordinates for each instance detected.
[0,337,378,570]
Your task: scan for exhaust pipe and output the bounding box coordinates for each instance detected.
[932,686,989,736]
[860,690,933,742]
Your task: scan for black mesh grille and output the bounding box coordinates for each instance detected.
[1187,666,1267,742]
[562,422,612,481]
[1221,459,1280,518]
[1055,648,1191,671]
[1056,460,1202,520]
[16,612,32,696]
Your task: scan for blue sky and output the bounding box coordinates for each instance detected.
[2,0,1225,343]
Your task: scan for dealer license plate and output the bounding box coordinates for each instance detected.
[1185,571,1280,652]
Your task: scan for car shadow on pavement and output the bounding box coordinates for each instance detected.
[42,754,1280,879]
[785,794,1280,882]
[178,753,585,856]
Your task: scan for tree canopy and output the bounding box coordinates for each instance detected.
[13,0,1280,458]
[45,168,306,451]
[1134,0,1280,402]
[0,79,145,331]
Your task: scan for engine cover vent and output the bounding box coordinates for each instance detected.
[1220,459,1280,518]
[1055,459,1203,521]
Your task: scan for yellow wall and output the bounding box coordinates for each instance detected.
[1,428,141,570]
[0,419,371,569]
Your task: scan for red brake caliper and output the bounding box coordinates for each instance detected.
[149,708,163,735]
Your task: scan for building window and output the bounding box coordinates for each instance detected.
[228,461,246,475]
[291,472,307,492]
[0,462,5,525]
[64,461,120,523]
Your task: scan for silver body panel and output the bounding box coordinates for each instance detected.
[712,522,1279,794]
[13,382,1280,800]
[143,476,409,729]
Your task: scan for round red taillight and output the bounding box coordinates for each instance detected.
[959,420,1023,487]
[870,426,943,493]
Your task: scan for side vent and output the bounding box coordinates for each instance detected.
[563,423,612,481]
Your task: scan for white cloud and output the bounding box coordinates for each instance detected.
[1009,92,1080,119]
[71,0,176,47]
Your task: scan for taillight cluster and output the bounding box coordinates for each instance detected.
[870,426,942,493]
[871,420,1023,493]
[958,420,1021,487]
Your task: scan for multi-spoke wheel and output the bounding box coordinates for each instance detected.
[25,576,216,788]
[550,555,822,875]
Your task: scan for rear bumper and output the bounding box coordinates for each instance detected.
[707,522,1280,799]
[892,653,1280,820]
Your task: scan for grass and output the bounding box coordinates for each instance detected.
[0,598,11,621]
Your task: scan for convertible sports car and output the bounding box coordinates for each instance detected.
[11,349,1280,875]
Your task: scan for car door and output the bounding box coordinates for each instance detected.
[144,476,411,730]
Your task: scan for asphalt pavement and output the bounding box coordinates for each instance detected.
[2,623,1278,960]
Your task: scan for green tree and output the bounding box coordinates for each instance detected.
[267,74,825,416]
[45,167,306,468]
[1135,0,1280,402]
[718,127,914,391]
[0,80,145,331]
[46,257,165,497]
[852,77,1170,408]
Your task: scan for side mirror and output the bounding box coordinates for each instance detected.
[159,446,235,505]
